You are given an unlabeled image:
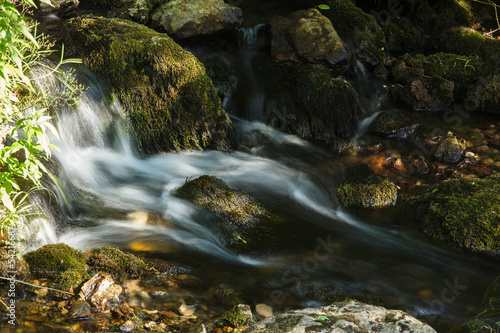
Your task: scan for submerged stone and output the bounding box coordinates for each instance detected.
[245,301,436,333]
[337,176,397,208]
[48,16,232,155]
[368,109,418,138]
[70,299,91,319]
[269,9,349,71]
[81,272,122,310]
[434,132,466,163]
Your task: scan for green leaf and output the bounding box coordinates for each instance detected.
[0,186,15,212]
[317,4,330,10]
[317,315,329,321]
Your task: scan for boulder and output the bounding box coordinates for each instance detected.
[392,77,454,112]
[399,174,500,256]
[245,301,436,333]
[36,0,79,17]
[269,65,363,151]
[436,27,500,61]
[200,54,236,100]
[466,57,500,114]
[368,110,418,138]
[269,9,349,71]
[382,16,426,55]
[337,176,397,208]
[434,132,467,163]
[81,272,122,310]
[150,0,243,39]
[87,246,149,283]
[48,16,232,155]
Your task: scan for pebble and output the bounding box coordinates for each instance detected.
[179,303,196,316]
[119,320,135,332]
[255,303,273,318]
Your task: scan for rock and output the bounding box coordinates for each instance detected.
[0,247,29,280]
[270,65,363,151]
[36,0,79,17]
[175,175,279,250]
[269,9,349,71]
[436,27,500,61]
[466,59,500,115]
[255,304,273,318]
[245,301,436,333]
[119,319,135,332]
[111,302,134,319]
[48,16,232,155]
[87,246,149,283]
[24,243,89,290]
[337,176,398,208]
[213,304,255,329]
[208,284,244,308]
[70,300,91,319]
[382,16,426,55]
[393,77,454,112]
[150,0,243,39]
[368,110,418,138]
[200,54,235,100]
[81,272,122,310]
[434,132,467,163]
[399,174,500,256]
[178,303,195,316]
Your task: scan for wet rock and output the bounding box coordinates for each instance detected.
[208,284,244,308]
[337,176,398,208]
[70,300,91,319]
[175,175,279,250]
[392,59,424,85]
[400,174,500,256]
[368,110,418,138]
[466,58,500,115]
[200,54,235,101]
[24,243,89,290]
[434,132,467,163]
[103,0,152,24]
[213,304,255,329]
[409,155,430,175]
[269,9,349,71]
[393,77,454,112]
[144,321,168,331]
[87,246,149,283]
[245,300,436,333]
[0,247,29,280]
[270,65,363,151]
[179,303,195,316]
[81,272,122,310]
[111,302,134,319]
[36,0,79,17]
[119,319,135,332]
[382,16,426,55]
[150,0,243,40]
[48,16,232,155]
[255,304,273,318]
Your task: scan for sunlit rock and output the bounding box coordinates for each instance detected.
[434,132,467,163]
[81,272,122,310]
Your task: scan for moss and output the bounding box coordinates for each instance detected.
[383,17,425,55]
[24,243,90,290]
[48,16,232,155]
[436,27,500,62]
[401,52,483,97]
[213,305,255,328]
[200,54,234,99]
[337,176,397,208]
[270,65,362,149]
[88,246,149,282]
[54,269,88,290]
[400,176,500,255]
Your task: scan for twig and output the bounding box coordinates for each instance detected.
[0,276,74,295]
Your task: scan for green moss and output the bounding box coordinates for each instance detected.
[54,269,88,290]
[337,176,397,208]
[200,54,234,99]
[48,16,232,155]
[213,305,255,328]
[89,246,149,282]
[24,243,90,290]
[437,27,500,61]
[401,52,483,97]
[383,17,425,54]
[400,176,500,255]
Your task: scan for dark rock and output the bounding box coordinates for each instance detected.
[382,16,426,55]
[393,77,454,112]
[408,155,430,175]
[269,9,349,71]
[434,132,467,163]
[111,302,134,319]
[392,59,424,85]
[436,27,500,61]
[270,65,363,151]
[207,284,244,308]
[70,299,91,319]
[48,16,232,155]
[200,54,235,100]
[245,301,436,333]
[466,59,500,114]
[150,0,243,39]
[337,176,398,208]
[368,110,418,138]
[399,174,500,256]
[81,272,122,310]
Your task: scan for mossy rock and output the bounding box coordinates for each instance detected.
[436,27,500,62]
[88,246,149,282]
[466,56,500,114]
[401,53,483,98]
[382,16,426,55]
[368,109,418,138]
[48,16,232,155]
[24,243,89,290]
[337,176,398,208]
[175,175,300,251]
[212,304,255,329]
[269,64,363,151]
[200,54,235,100]
[399,175,500,256]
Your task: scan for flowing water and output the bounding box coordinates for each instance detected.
[21,4,500,332]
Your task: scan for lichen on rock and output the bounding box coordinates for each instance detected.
[337,176,398,208]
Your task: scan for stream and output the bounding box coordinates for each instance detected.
[22,2,500,332]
